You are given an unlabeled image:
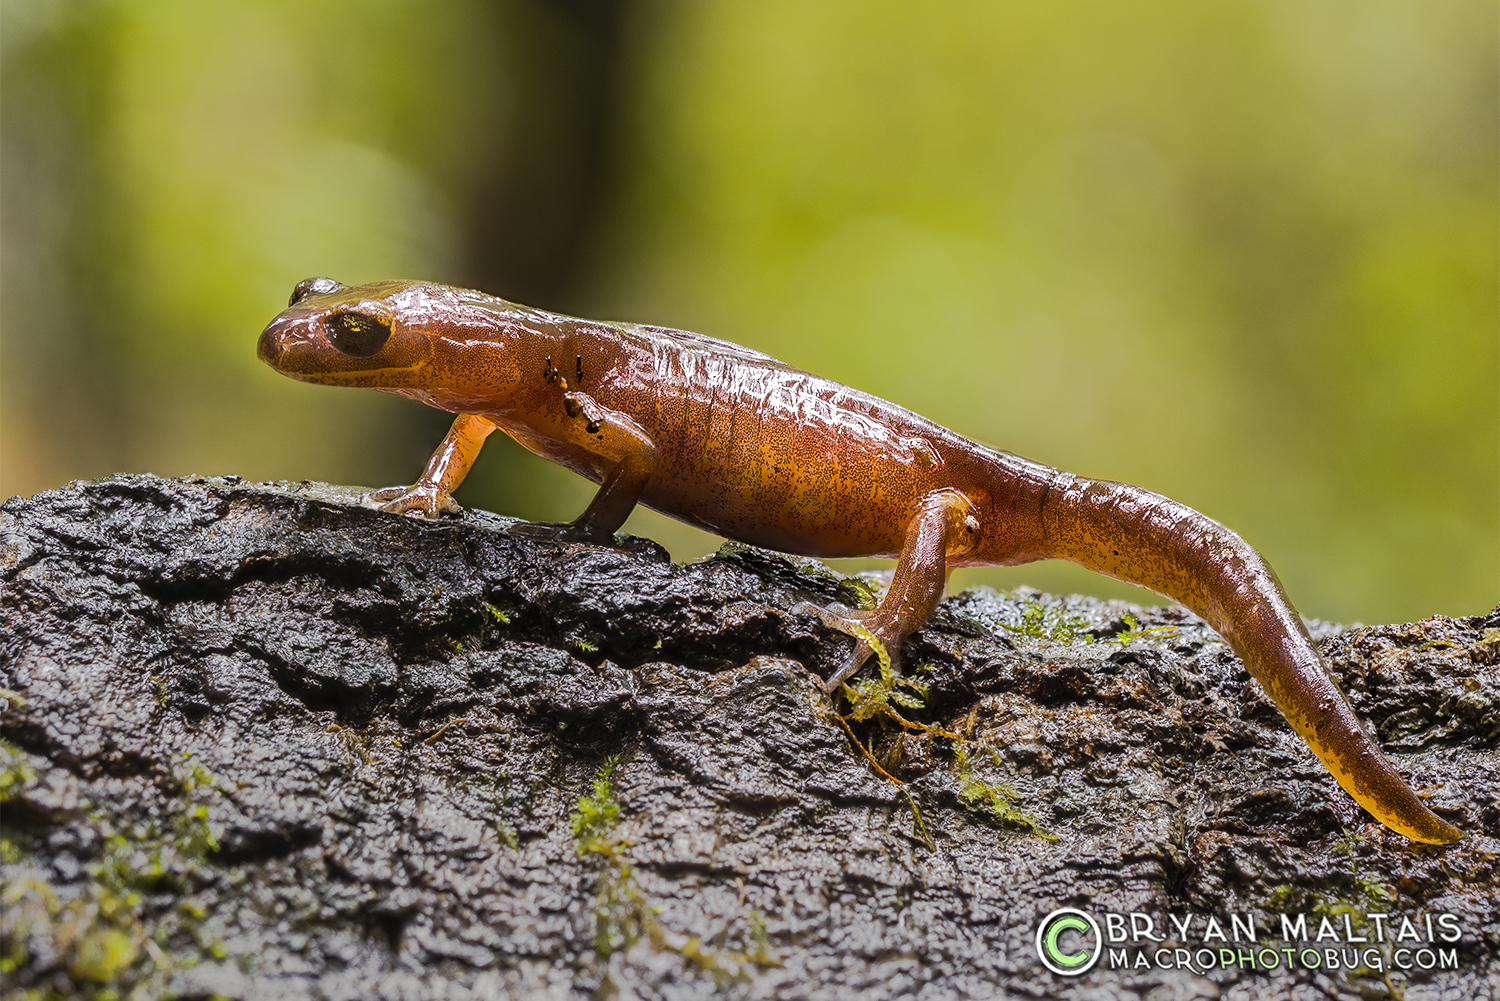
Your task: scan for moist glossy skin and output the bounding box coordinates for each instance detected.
[258,277,1465,845]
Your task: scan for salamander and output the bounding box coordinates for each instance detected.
[258,276,1465,844]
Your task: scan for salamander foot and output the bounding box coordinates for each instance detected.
[367,483,461,519]
[792,602,902,692]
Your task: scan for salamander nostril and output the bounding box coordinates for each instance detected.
[327,311,392,357]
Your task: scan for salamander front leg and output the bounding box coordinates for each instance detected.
[506,392,659,545]
[816,489,981,692]
[369,413,496,518]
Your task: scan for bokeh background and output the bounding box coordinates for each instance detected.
[3,0,1495,624]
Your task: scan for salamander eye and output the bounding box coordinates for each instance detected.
[326,311,392,357]
[289,276,345,306]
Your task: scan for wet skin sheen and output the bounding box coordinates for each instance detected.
[259,277,1465,845]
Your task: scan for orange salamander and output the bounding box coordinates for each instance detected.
[258,276,1465,845]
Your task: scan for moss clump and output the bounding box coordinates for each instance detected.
[68,926,139,983]
[828,632,965,850]
[570,756,622,853]
[0,740,36,803]
[954,745,1051,838]
[1112,611,1178,644]
[94,833,168,898]
[836,577,881,611]
[169,757,222,861]
[2,870,155,994]
[840,627,928,722]
[485,603,510,625]
[174,804,219,858]
[590,857,641,958]
[746,911,777,968]
[1261,881,1396,987]
[566,757,770,980]
[1005,600,1090,644]
[567,758,638,957]
[0,753,234,996]
[1263,841,1393,938]
[1323,831,1394,909]
[0,871,43,976]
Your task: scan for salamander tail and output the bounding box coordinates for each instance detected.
[1037,473,1464,845]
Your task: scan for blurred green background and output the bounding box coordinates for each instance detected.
[2,0,1495,623]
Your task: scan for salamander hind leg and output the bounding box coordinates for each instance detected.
[815,489,982,692]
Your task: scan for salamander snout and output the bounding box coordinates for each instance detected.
[256,315,292,367]
[257,311,344,373]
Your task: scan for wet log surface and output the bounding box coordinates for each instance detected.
[1,474,1496,1001]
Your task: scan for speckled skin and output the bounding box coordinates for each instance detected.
[258,278,1464,845]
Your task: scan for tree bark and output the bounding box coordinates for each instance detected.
[2,474,1496,1000]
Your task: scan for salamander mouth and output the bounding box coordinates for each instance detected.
[275,361,429,387]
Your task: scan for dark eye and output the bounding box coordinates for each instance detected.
[327,311,392,357]
[290,277,345,306]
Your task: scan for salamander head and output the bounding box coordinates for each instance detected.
[258,278,443,388]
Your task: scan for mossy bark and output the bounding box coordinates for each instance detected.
[2,474,1496,1000]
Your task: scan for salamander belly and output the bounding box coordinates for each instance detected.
[634,362,934,557]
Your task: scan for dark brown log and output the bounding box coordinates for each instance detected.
[1,474,1495,999]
